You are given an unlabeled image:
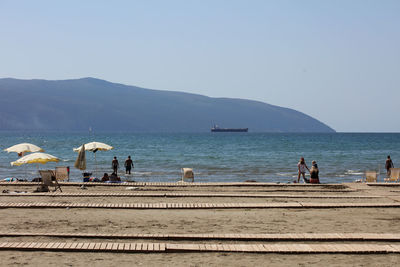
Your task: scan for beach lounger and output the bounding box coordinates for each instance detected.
[39,170,62,192]
[55,166,69,182]
[365,171,378,183]
[181,168,194,182]
[384,168,400,182]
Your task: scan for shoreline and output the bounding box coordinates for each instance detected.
[1,180,399,187]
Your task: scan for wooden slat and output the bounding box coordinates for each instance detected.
[6,200,398,210]
[2,232,400,242]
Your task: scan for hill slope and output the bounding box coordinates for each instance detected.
[0,78,334,132]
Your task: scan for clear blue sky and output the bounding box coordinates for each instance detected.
[1,0,399,132]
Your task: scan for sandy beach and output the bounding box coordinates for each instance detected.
[0,182,400,266]
[2,0,399,266]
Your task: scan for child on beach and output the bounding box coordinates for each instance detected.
[297,157,310,183]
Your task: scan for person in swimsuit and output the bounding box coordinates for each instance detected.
[297,157,310,183]
[112,157,119,175]
[310,160,320,184]
[385,155,394,177]
[124,156,134,174]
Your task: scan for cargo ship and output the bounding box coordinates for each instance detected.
[211,125,248,132]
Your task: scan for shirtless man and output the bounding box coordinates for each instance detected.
[386,155,394,177]
[112,157,119,175]
[124,156,134,174]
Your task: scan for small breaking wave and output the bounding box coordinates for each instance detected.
[345,170,364,176]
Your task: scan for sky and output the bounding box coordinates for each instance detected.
[0,0,399,132]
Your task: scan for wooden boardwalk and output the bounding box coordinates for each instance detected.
[1,232,400,241]
[0,192,381,199]
[0,241,399,254]
[367,183,400,187]
[2,182,398,256]
[0,202,399,209]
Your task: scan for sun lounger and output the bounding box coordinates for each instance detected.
[181,168,194,182]
[384,168,400,182]
[39,170,62,192]
[365,171,378,183]
[55,166,69,181]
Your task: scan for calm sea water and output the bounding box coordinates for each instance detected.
[0,132,399,183]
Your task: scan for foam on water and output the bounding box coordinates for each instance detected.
[345,170,365,176]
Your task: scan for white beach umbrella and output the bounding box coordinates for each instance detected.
[73,142,113,152]
[11,152,59,166]
[73,142,113,177]
[11,153,60,181]
[4,143,44,154]
[5,143,45,179]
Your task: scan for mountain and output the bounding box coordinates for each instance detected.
[0,78,335,132]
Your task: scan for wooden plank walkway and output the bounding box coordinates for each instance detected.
[367,183,400,187]
[1,232,400,241]
[0,192,380,199]
[0,242,399,254]
[0,202,399,209]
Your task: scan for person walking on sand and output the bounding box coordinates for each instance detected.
[112,156,119,175]
[124,155,134,174]
[297,157,310,183]
[385,155,394,177]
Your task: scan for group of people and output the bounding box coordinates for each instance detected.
[111,155,134,175]
[297,155,396,184]
[98,155,134,183]
[98,154,397,184]
[297,157,320,184]
[100,172,120,182]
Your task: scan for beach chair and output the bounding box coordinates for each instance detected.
[384,168,400,182]
[365,171,378,183]
[39,170,62,192]
[55,166,69,182]
[181,168,194,182]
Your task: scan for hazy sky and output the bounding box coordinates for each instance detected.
[1,0,399,132]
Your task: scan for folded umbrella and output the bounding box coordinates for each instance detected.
[74,144,86,170]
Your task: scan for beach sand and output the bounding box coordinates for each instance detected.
[0,182,399,266]
[1,251,399,267]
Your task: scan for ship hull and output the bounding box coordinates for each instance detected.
[211,128,248,132]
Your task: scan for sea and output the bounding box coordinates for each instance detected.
[0,132,399,184]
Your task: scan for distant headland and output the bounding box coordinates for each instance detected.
[0,77,335,133]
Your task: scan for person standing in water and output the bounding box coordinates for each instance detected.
[124,155,134,174]
[112,156,119,175]
[385,155,394,177]
[310,160,320,184]
[297,157,310,183]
